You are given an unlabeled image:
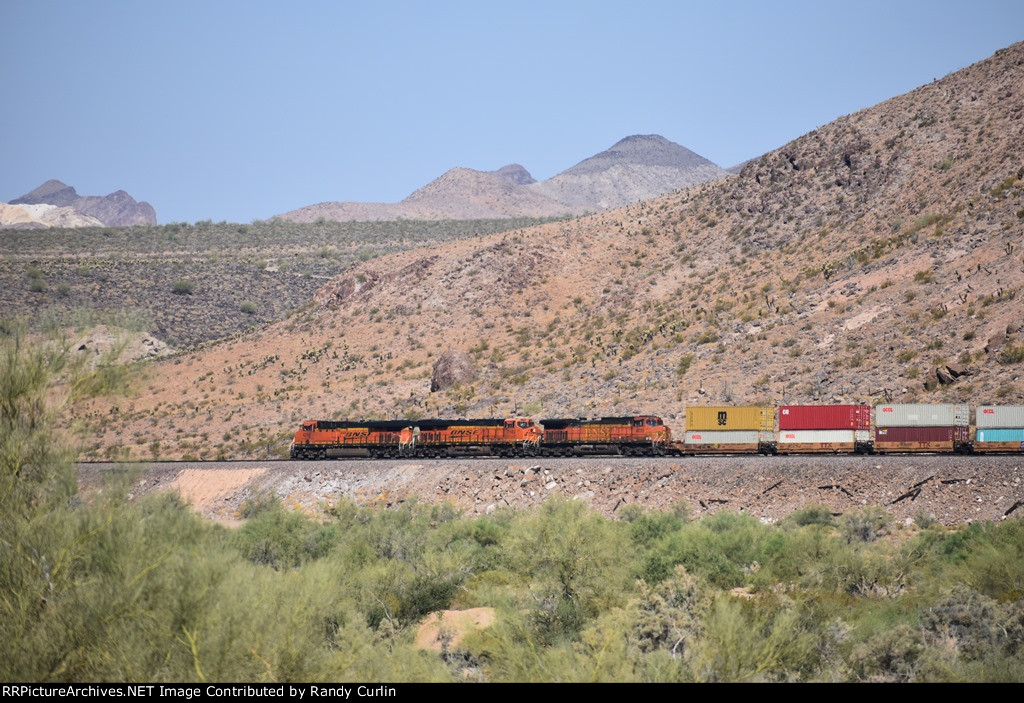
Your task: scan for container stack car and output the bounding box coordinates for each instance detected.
[873,403,970,453]
[777,404,872,454]
[680,406,776,454]
[974,405,1024,453]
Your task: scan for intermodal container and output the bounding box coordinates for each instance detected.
[683,430,760,445]
[778,405,870,430]
[976,428,1024,442]
[778,429,857,444]
[685,406,774,431]
[974,426,1024,453]
[778,429,861,453]
[874,403,969,428]
[874,425,969,452]
[976,406,1024,429]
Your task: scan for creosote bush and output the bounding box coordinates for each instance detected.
[171,279,196,295]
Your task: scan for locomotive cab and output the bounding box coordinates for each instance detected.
[505,417,542,444]
[636,415,671,443]
[291,420,318,459]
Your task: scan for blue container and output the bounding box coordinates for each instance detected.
[976,428,1024,442]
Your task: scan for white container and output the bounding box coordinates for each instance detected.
[683,430,760,445]
[874,403,969,428]
[778,429,856,444]
[976,405,1024,429]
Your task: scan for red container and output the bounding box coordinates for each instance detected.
[779,405,871,430]
[875,426,968,442]
[874,425,969,452]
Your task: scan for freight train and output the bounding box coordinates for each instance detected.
[290,404,1024,459]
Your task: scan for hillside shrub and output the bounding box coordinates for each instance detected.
[171,279,195,295]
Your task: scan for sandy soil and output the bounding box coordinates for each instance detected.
[167,467,267,521]
[414,608,497,652]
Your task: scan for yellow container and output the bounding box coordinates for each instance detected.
[685,406,774,431]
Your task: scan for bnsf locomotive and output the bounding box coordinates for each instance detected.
[290,415,671,459]
[290,404,1024,460]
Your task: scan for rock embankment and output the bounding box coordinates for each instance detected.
[78,455,1024,526]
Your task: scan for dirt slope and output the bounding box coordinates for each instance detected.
[78,455,1024,527]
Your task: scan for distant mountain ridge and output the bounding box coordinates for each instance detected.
[277,135,730,222]
[9,179,157,227]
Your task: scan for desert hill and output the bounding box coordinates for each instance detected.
[76,43,1024,461]
[531,134,730,209]
[398,167,571,219]
[277,135,728,222]
[9,179,157,227]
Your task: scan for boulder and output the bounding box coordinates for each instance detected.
[430,350,477,392]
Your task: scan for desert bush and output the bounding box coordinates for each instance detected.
[999,343,1024,364]
[171,279,196,295]
[643,512,770,588]
[847,624,923,682]
[634,566,704,658]
[842,506,891,542]
[789,504,836,527]
[234,507,339,569]
[504,499,632,642]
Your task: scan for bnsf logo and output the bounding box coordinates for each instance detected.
[882,407,894,412]
[983,409,995,414]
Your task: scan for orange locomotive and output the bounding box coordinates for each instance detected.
[290,415,673,459]
[539,416,673,456]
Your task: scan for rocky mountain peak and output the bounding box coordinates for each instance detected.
[557,133,719,177]
[9,180,156,227]
[491,164,536,185]
[13,179,80,207]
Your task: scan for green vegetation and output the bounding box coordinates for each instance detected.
[999,343,1024,364]
[676,354,695,378]
[2,332,1023,681]
[171,279,196,295]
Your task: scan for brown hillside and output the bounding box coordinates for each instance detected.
[77,44,1024,461]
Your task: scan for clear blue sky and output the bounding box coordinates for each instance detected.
[2,1,1021,223]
